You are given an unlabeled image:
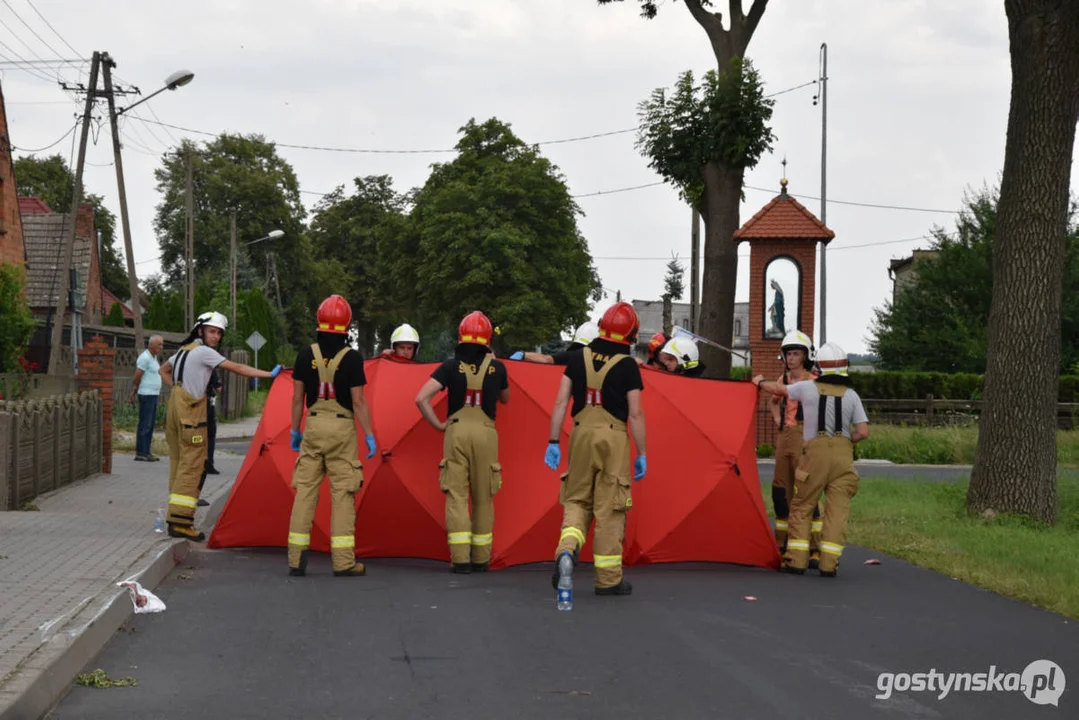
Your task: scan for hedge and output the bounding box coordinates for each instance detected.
[848,371,1079,403]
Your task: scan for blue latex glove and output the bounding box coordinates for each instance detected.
[270,364,284,378]
[633,455,647,481]
[544,442,561,470]
[290,429,303,452]
[365,434,377,459]
[510,351,524,360]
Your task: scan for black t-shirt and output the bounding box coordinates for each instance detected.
[551,342,585,366]
[293,338,367,412]
[564,339,644,422]
[431,345,509,421]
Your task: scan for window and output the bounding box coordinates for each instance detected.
[735,320,742,337]
[763,256,801,340]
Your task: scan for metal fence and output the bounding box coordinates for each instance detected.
[0,390,103,510]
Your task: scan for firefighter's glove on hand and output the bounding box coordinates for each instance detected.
[365,434,377,459]
[633,455,647,481]
[544,442,561,470]
[290,429,303,452]
[270,364,284,378]
[510,351,524,360]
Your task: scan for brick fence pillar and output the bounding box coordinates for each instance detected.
[78,335,116,473]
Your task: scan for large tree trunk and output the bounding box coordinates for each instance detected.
[682,0,768,379]
[967,0,1079,524]
[662,295,673,336]
[699,161,743,378]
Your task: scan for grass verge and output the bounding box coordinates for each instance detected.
[846,475,1079,619]
[852,425,1079,466]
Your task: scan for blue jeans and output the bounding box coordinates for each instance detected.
[136,394,159,457]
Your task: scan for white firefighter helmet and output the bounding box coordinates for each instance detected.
[660,337,699,370]
[194,311,228,333]
[572,321,599,346]
[780,329,815,360]
[390,323,420,346]
[815,342,849,377]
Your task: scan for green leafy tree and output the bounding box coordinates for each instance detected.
[635,59,775,377]
[152,135,315,343]
[600,0,770,379]
[307,176,412,354]
[0,263,35,374]
[410,118,602,351]
[869,186,1079,376]
[13,154,129,299]
[103,301,126,327]
[662,254,685,335]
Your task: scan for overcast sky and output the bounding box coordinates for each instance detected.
[4,0,1077,353]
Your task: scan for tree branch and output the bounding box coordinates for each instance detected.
[744,0,769,42]
[684,0,724,35]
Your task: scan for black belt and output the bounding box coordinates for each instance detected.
[310,411,350,419]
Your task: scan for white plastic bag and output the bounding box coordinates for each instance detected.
[118,580,167,614]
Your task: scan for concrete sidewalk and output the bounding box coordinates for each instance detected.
[0,449,244,720]
[113,413,262,450]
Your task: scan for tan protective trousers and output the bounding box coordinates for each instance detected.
[785,435,859,572]
[555,408,632,589]
[165,385,208,528]
[773,426,822,552]
[439,409,501,565]
[288,409,363,572]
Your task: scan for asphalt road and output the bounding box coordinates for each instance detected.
[52,545,1077,720]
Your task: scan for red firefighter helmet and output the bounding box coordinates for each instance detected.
[648,332,669,356]
[598,302,640,345]
[458,311,493,346]
[316,295,352,334]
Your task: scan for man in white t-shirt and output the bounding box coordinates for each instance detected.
[754,342,870,577]
[160,311,281,541]
[130,335,164,462]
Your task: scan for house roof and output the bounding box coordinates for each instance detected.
[18,196,53,214]
[734,180,835,242]
[22,213,93,310]
[101,286,134,320]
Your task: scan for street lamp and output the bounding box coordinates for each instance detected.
[231,216,285,336]
[116,68,195,116]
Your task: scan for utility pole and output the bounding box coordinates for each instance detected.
[690,206,700,334]
[48,52,101,375]
[184,148,194,329]
[230,209,237,334]
[817,42,828,344]
[100,53,145,350]
[270,253,283,310]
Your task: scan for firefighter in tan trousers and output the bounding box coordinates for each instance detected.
[754,342,870,577]
[415,311,510,573]
[287,295,377,577]
[545,301,647,596]
[160,311,279,541]
[769,330,823,565]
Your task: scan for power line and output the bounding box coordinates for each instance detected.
[1,0,81,79]
[25,0,82,57]
[0,43,55,82]
[571,181,665,198]
[744,184,960,214]
[10,120,77,152]
[592,234,939,262]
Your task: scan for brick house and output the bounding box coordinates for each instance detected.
[888,249,938,305]
[21,203,103,324]
[0,82,25,268]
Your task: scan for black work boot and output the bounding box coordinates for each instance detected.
[334,562,367,577]
[780,562,806,575]
[450,562,472,574]
[289,550,308,577]
[595,579,633,596]
[470,562,490,573]
[808,549,821,570]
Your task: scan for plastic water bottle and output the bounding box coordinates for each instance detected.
[556,552,574,611]
[153,507,165,534]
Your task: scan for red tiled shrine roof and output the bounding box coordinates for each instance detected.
[734,181,835,242]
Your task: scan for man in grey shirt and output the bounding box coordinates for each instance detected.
[754,342,870,578]
[160,311,280,541]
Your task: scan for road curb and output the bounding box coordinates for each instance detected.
[0,539,188,720]
[0,477,236,720]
